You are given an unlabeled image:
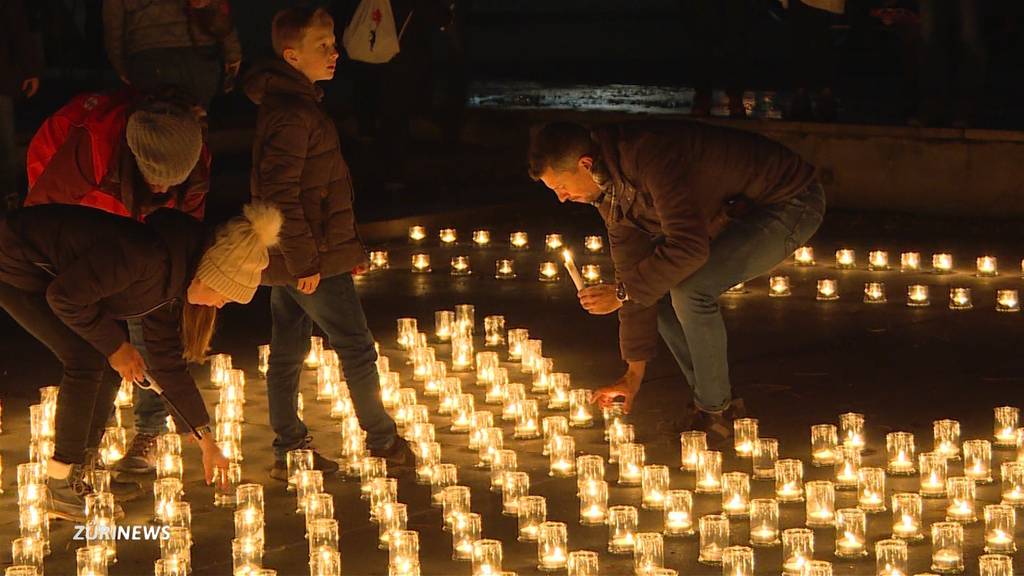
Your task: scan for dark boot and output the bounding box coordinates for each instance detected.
[694,398,748,450]
[370,436,416,475]
[84,449,144,502]
[114,432,159,474]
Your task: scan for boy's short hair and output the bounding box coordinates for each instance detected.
[271,5,334,56]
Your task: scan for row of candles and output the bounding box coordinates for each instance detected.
[759,277,1022,310]
[368,250,603,286]
[406,227,605,254]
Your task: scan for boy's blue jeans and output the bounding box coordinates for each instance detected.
[128,319,168,435]
[656,181,826,411]
[267,273,397,461]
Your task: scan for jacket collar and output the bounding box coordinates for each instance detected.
[242,59,323,106]
[591,125,640,223]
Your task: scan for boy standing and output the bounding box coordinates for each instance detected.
[244,6,413,479]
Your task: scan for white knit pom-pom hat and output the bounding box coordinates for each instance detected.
[195,202,283,304]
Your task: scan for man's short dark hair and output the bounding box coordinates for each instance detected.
[272,5,333,57]
[527,122,597,181]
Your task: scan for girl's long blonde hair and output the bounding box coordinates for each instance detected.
[180,301,217,363]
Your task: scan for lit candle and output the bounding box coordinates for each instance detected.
[451,512,481,561]
[749,499,780,547]
[698,515,729,565]
[983,504,1016,554]
[408,226,426,243]
[469,539,503,576]
[545,233,564,251]
[857,467,887,513]
[977,255,998,276]
[472,229,491,246]
[451,336,473,372]
[835,445,861,490]
[869,250,890,270]
[517,495,547,542]
[769,276,791,297]
[430,463,457,508]
[411,253,431,273]
[1000,461,1024,507]
[782,529,814,576]
[679,431,707,472]
[863,282,887,303]
[538,261,560,282]
[502,472,529,516]
[537,522,568,571]
[891,493,923,542]
[794,246,815,266]
[733,418,759,457]
[584,235,604,253]
[775,459,804,503]
[835,249,856,269]
[722,472,751,517]
[933,420,961,460]
[930,523,964,573]
[695,450,723,494]
[949,287,973,310]
[945,476,977,523]
[439,228,457,245]
[450,255,472,276]
[390,530,421,576]
[515,399,541,439]
[483,315,505,347]
[509,231,529,249]
[834,508,867,559]
[932,252,954,273]
[900,251,921,272]
[811,424,839,467]
[548,435,575,478]
[641,465,670,509]
[568,389,593,427]
[805,481,836,528]
[886,432,916,475]
[378,502,408,549]
[581,264,601,286]
[840,412,866,451]
[875,539,908,576]
[963,439,993,484]
[979,554,1014,576]
[906,284,930,307]
[663,490,694,536]
[753,437,778,480]
[257,344,270,379]
[607,506,638,555]
[722,546,754,576]
[996,289,1019,312]
[618,443,645,486]
[568,550,599,576]
[369,250,389,271]
[994,407,1019,447]
[494,259,516,279]
[579,479,608,526]
[816,278,839,301]
[920,452,949,498]
[441,485,471,533]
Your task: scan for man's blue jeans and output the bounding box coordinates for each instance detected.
[128,319,168,435]
[656,182,826,411]
[267,273,397,461]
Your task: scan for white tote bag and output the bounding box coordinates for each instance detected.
[342,0,413,64]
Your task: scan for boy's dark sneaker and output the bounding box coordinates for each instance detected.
[114,432,159,474]
[270,446,340,482]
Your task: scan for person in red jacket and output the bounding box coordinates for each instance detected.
[24,87,210,483]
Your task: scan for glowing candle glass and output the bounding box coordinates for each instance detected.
[752,438,778,481]
[214,462,242,508]
[360,456,386,499]
[544,233,563,252]
[891,493,923,542]
[493,258,517,280]
[469,410,495,449]
[949,287,972,310]
[12,538,44,574]
[451,336,474,372]
[679,431,707,471]
[749,498,780,547]
[618,443,645,486]
[983,504,1016,553]
[834,508,867,559]
[1000,461,1024,507]
[450,393,475,433]
[568,389,593,427]
[899,251,921,272]
[769,276,791,297]
[580,479,609,526]
[733,418,759,457]
[441,485,471,532]
[547,372,570,409]
[378,502,408,549]
[396,318,418,349]
[410,253,431,273]
[484,315,505,346]
[568,550,599,576]
[931,522,964,574]
[471,539,502,576]
[946,476,977,523]
[782,529,814,576]
[389,530,420,576]
[887,432,916,475]
[906,284,930,307]
[864,282,886,303]
[835,444,861,490]
[979,555,1014,576]
[633,532,664,575]
[774,459,804,502]
[408,225,426,243]
[920,452,949,497]
[994,407,1019,447]
[160,526,191,573]
[76,545,108,576]
[696,449,723,493]
[502,382,525,422]
[538,261,560,282]
[836,249,856,269]
[963,439,993,484]
[698,514,729,565]
[433,311,455,343]
[585,235,604,253]
[210,353,233,387]
[806,481,836,528]
[296,470,324,514]
[722,546,754,576]
[722,472,751,517]
[231,537,263,576]
[537,521,568,572]
[521,339,542,373]
[471,229,491,246]
[507,328,528,361]
[502,471,530,516]
[608,506,638,555]
[452,512,481,561]
[531,357,553,392]
[156,453,183,480]
[450,255,472,276]
[840,412,866,450]
[154,477,183,523]
[996,289,1019,312]
[794,246,815,265]
[638,465,669,509]
[549,434,575,477]
[875,539,907,576]
[416,441,440,483]
[580,264,602,286]
[490,449,516,493]
[933,253,954,273]
[663,489,694,536]
[430,463,457,508]
[515,399,541,439]
[438,228,457,245]
[816,278,839,301]
[812,424,839,466]
[976,255,998,276]
[868,250,890,270]
[857,467,886,513]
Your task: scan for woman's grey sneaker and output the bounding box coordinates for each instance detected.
[48,464,91,522]
[114,432,159,474]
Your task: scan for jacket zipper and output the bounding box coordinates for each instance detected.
[121,298,177,320]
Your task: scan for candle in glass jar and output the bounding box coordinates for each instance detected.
[964,439,993,484]
[834,508,867,559]
[816,278,839,301]
[633,532,665,575]
[933,253,954,273]
[509,231,529,249]
[994,407,1020,447]
[517,495,547,542]
[805,481,836,528]
[581,264,601,285]
[836,249,856,269]
[607,506,638,555]
[840,412,866,450]
[920,452,949,497]
[568,551,599,576]
[875,539,908,576]
[794,246,815,265]
[891,492,924,542]
[907,284,930,307]
[887,432,916,475]
[548,435,575,478]
[695,450,723,494]
[390,530,421,576]
[537,522,568,572]
[618,443,645,486]
[579,479,608,526]
[450,256,471,276]
[753,438,778,480]
[698,514,729,565]
[949,287,973,310]
[641,465,670,509]
[977,256,998,276]
[451,512,481,561]
[721,472,751,517]
[538,261,560,282]
[946,476,977,523]
[679,431,707,472]
[900,251,921,272]
[663,490,694,536]
[585,235,604,253]
[864,282,886,303]
[722,546,754,576]
[868,250,890,270]
[544,233,564,252]
[1000,461,1024,507]
[934,420,961,460]
[983,504,1016,553]
[769,276,791,297]
[749,499,780,547]
[931,522,964,574]
[835,445,861,490]
[812,424,839,466]
[411,253,431,273]
[568,389,593,427]
[979,554,1014,576]
[782,528,814,576]
[775,459,804,502]
[439,228,457,245]
[472,229,491,246]
[996,289,1020,312]
[494,258,516,280]
[857,467,887,513]
[369,250,389,271]
[408,226,426,243]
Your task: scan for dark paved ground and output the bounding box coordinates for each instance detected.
[2,205,1024,575]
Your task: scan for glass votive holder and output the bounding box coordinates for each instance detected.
[749,498,781,547]
[834,508,868,559]
[568,389,593,427]
[515,399,541,439]
[900,251,922,272]
[538,521,568,572]
[507,328,528,361]
[231,537,263,576]
[857,467,887,513]
[775,459,805,503]
[841,412,866,448]
[1001,461,1024,506]
[934,419,961,460]
[782,528,814,576]
[769,276,791,297]
[475,426,502,468]
[389,530,420,576]
[296,469,324,513]
[875,539,908,576]
[733,418,758,457]
[568,550,599,576]
[811,424,839,467]
[662,489,694,537]
[304,492,334,533]
[451,336,474,372]
[695,450,723,494]
[547,372,570,409]
[502,382,525,422]
[946,476,977,523]
[996,289,1019,312]
[360,456,387,499]
[864,282,886,303]
[160,526,191,572]
[484,367,508,406]
[434,310,455,343]
[538,261,560,282]
[521,339,542,374]
[679,431,707,471]
[608,422,635,464]
[836,249,856,269]
[931,522,964,574]
[450,393,475,433]
[472,229,491,246]
[608,505,639,555]
[502,471,530,516]
[408,225,426,243]
[886,432,916,475]
[12,538,44,574]
[415,441,440,484]
[921,452,949,497]
[977,255,999,276]
[753,438,778,480]
[518,495,547,542]
[618,443,645,486]
[581,264,602,286]
[868,250,890,270]
[722,546,754,576]
[471,539,502,576]
[979,554,1014,576]
[641,465,670,509]
[484,315,505,346]
[234,506,265,546]
[490,450,516,493]
[494,259,516,280]
[76,545,108,576]
[154,477,183,523]
[891,492,924,542]
[983,504,1016,553]
[580,479,609,526]
[964,439,993,484]
[947,288,972,312]
[410,253,431,273]
[933,253,954,274]
[722,472,751,517]
[441,485,471,532]
[549,435,576,478]
[452,512,481,561]
[835,444,861,490]
[369,250,389,271]
[439,228,458,245]
[633,532,664,575]
[805,481,836,528]
[98,426,126,466]
[602,402,626,440]
[698,514,729,565]
[994,407,1020,447]
[544,233,564,252]
[902,284,931,307]
[214,462,242,508]
[430,463,457,508]
[378,502,408,549]
[816,278,839,301]
[584,235,604,253]
[369,477,398,524]
[794,246,815,265]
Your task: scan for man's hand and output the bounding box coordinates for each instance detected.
[297,273,321,294]
[578,284,622,315]
[108,341,146,383]
[21,77,39,98]
[591,370,643,414]
[198,436,231,487]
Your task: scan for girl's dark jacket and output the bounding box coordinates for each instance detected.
[0,204,210,428]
